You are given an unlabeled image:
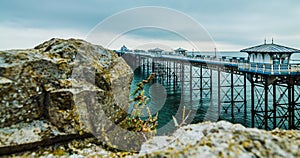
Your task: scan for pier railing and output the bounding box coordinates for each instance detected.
[128,52,300,75]
[238,63,300,75]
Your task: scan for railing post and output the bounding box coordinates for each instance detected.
[271,64,273,74]
[256,63,258,71]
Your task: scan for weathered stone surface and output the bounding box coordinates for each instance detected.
[8,138,137,158]
[7,120,299,157]
[48,84,103,134]
[139,121,300,158]
[0,120,63,148]
[0,38,134,154]
[0,120,87,156]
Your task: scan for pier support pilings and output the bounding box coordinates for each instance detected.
[217,67,247,120]
[249,74,300,130]
[124,54,300,130]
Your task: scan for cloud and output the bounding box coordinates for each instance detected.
[0,0,300,50]
[0,25,85,50]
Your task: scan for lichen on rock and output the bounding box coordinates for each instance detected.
[139,121,300,158]
[0,38,137,155]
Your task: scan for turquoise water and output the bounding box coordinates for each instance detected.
[130,69,251,135]
[128,52,252,135]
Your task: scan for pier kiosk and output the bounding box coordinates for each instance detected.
[114,45,130,56]
[174,48,187,56]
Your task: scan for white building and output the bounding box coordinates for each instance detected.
[241,41,300,65]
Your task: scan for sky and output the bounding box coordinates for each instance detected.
[0,0,300,51]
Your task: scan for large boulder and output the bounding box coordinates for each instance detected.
[139,121,300,157]
[0,38,135,154]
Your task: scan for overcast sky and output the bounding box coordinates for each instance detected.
[1,0,300,51]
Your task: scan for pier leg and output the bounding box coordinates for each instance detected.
[210,68,213,101]
[200,65,203,102]
[218,67,221,119]
[231,69,234,118]
[293,84,300,129]
[291,84,295,129]
[142,58,145,75]
[152,58,156,83]
[176,62,178,88]
[288,84,292,129]
[190,64,193,105]
[273,83,277,128]
[180,62,184,104]
[251,74,255,128]
[166,60,169,85]
[244,73,247,116]
[147,58,149,75]
[264,77,269,130]
[137,55,141,72]
[173,61,176,90]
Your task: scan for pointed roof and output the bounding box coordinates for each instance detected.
[174,47,187,52]
[241,43,300,54]
[120,45,128,51]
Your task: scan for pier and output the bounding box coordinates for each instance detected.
[118,42,300,130]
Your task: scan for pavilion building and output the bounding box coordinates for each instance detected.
[148,48,164,55]
[240,40,300,74]
[174,48,187,56]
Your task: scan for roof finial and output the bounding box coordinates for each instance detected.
[264,38,266,44]
[272,38,274,44]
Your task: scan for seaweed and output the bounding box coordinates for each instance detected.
[126,73,158,133]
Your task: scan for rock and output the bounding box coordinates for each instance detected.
[0,38,135,155]
[0,120,63,148]
[139,121,300,157]
[0,120,94,155]
[47,84,103,134]
[7,138,137,158]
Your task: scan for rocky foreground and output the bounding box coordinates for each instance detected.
[0,38,140,155]
[139,121,300,158]
[4,121,300,157]
[0,39,299,157]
